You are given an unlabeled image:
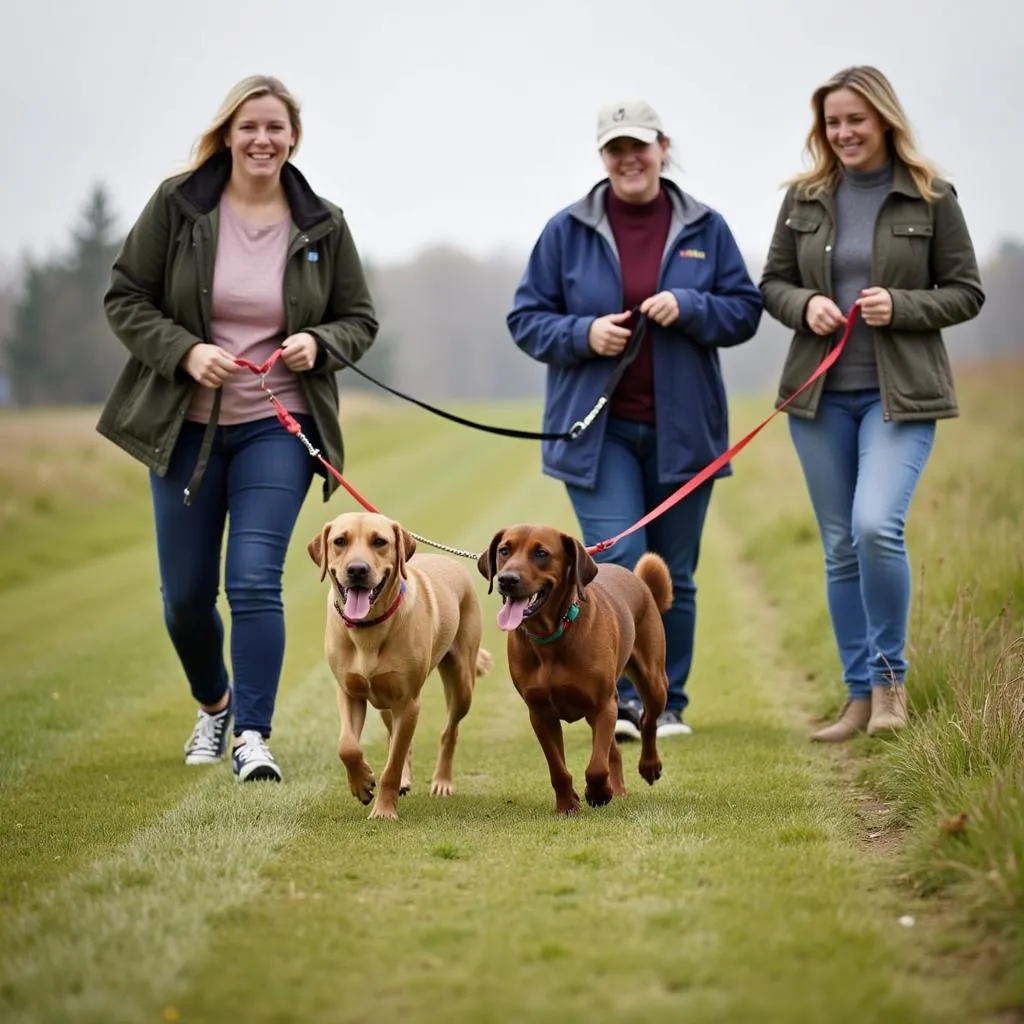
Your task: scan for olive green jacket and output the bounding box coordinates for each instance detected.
[97,152,379,501]
[760,159,984,421]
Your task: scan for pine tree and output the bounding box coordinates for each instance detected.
[1,184,124,405]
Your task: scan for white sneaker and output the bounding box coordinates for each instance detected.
[232,730,283,782]
[183,690,232,764]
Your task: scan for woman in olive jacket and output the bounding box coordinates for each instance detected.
[760,65,983,742]
[99,75,378,780]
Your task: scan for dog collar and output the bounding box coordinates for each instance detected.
[335,581,407,629]
[521,601,580,645]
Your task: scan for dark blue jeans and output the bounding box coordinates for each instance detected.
[788,390,935,698]
[150,415,318,737]
[565,418,714,714]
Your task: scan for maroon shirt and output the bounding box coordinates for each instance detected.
[605,187,672,424]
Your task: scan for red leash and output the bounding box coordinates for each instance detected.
[585,305,858,554]
[235,305,858,558]
[234,349,381,514]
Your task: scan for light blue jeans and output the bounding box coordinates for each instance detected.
[788,389,935,699]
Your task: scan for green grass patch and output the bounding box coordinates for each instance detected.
[0,379,1018,1022]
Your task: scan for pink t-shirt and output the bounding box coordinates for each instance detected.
[187,199,310,425]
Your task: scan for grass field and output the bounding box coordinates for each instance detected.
[0,363,1021,1023]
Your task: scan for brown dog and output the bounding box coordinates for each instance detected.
[478,524,671,815]
[308,512,492,820]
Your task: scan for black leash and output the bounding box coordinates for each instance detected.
[314,307,649,442]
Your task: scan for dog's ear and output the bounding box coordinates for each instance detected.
[393,522,417,579]
[476,530,504,594]
[563,534,599,603]
[307,523,332,582]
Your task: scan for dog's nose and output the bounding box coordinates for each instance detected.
[345,561,370,584]
[496,570,520,595]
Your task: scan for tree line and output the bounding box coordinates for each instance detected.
[2,185,1022,407]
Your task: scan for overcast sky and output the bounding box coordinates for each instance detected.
[2,0,1020,273]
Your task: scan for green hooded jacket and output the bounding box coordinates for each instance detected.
[97,151,379,501]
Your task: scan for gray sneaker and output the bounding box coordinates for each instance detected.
[655,709,693,737]
[183,689,232,764]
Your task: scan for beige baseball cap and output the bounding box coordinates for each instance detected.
[596,100,663,149]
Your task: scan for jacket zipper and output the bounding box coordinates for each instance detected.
[194,221,214,340]
[814,212,835,413]
[870,196,892,421]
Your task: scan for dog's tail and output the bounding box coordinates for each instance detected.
[634,552,673,613]
[475,648,494,678]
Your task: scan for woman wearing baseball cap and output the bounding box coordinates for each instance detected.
[507,100,762,739]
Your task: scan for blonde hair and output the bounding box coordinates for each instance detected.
[189,75,302,170]
[787,66,942,201]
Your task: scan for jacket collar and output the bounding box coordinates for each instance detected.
[170,151,334,231]
[806,158,923,217]
[568,177,708,232]
[889,159,923,198]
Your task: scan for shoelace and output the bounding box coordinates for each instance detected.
[234,732,275,765]
[187,708,228,754]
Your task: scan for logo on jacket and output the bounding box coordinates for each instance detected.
[679,248,706,260]
[307,250,319,263]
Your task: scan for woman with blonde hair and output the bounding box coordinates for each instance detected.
[760,66,983,741]
[99,75,378,779]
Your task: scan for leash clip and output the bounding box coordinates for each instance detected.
[568,396,607,440]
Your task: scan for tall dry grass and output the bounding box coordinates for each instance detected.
[719,357,1024,996]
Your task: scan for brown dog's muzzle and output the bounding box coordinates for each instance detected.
[496,570,523,598]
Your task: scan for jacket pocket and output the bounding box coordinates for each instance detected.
[785,214,828,292]
[882,331,947,405]
[115,362,191,453]
[887,222,934,289]
[785,215,824,236]
[891,223,934,238]
[778,332,828,403]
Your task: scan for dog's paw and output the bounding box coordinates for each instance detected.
[638,756,662,785]
[584,779,614,808]
[368,800,399,821]
[399,781,413,796]
[555,791,581,816]
[348,762,376,805]
[429,778,453,797]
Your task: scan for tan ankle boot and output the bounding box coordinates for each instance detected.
[810,698,870,742]
[867,684,908,736]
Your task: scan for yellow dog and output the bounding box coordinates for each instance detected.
[308,512,491,820]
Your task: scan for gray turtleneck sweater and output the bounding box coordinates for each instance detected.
[826,160,894,392]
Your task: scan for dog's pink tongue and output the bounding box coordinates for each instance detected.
[497,597,530,631]
[344,588,372,620]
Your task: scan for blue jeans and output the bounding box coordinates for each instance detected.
[788,390,935,699]
[150,415,318,737]
[565,418,714,714]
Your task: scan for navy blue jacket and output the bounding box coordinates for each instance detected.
[508,178,762,488]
